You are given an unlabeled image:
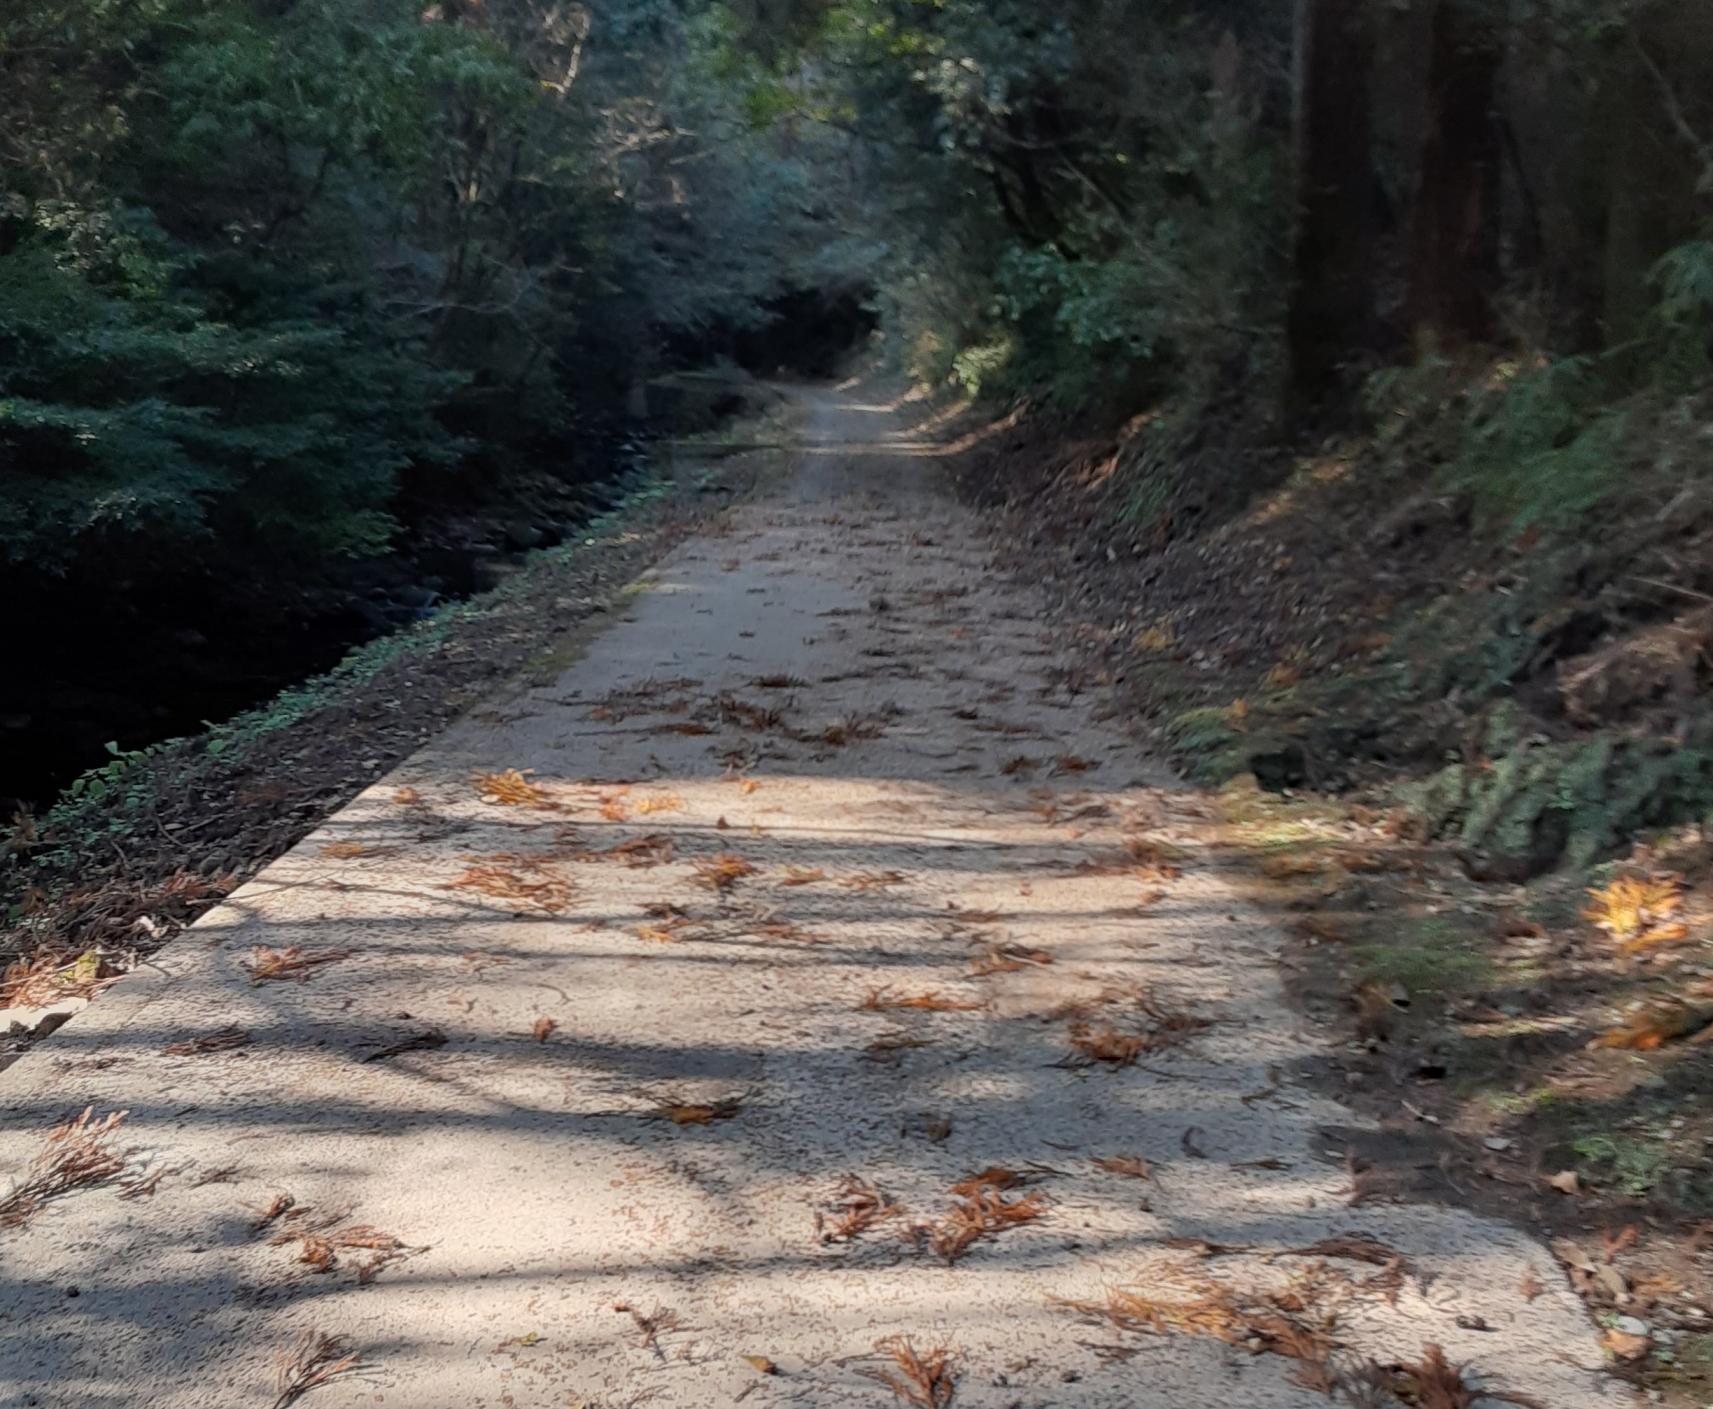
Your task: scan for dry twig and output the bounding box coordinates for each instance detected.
[861,987,985,1013]
[243,945,353,985]
[163,1026,251,1056]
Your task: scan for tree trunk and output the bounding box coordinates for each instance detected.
[1287,0,1377,408]
[1406,1,1503,347]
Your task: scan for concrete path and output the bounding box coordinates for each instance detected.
[0,385,1618,1408]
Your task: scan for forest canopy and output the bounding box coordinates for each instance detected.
[6,0,1713,578]
[0,0,857,575]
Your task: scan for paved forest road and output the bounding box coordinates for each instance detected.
[1,385,1616,1408]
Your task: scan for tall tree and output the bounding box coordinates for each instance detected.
[1406,0,1503,346]
[1287,0,1377,407]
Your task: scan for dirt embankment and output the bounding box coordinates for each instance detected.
[939,389,1713,1404]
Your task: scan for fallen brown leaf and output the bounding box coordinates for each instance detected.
[1590,1001,1713,1050]
[447,858,576,913]
[916,1188,1047,1263]
[1366,1343,1546,1408]
[1066,1022,1148,1066]
[816,1176,902,1244]
[653,1096,742,1126]
[691,852,757,892]
[949,1166,1020,1197]
[635,921,686,943]
[863,1033,934,1063]
[1283,1233,1409,1270]
[842,869,907,890]
[265,1204,411,1282]
[1603,1328,1650,1361]
[1584,874,1682,942]
[474,769,556,808]
[969,945,1053,976]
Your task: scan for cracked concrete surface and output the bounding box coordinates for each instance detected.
[0,384,1618,1408]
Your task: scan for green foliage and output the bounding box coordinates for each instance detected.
[1445,354,1630,529]
[0,230,460,567]
[1359,232,1713,537]
[1571,1131,1675,1200]
[1163,705,1255,783]
[30,458,680,855]
[805,0,1286,408]
[1405,731,1713,878]
[1649,238,1713,382]
[0,0,858,578]
[949,337,1019,398]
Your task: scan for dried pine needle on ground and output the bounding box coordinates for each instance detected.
[0,1107,137,1230]
[863,1337,957,1408]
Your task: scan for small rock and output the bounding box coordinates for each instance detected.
[1613,1316,1651,1338]
[0,997,89,1039]
[1547,1169,1580,1194]
[1483,1136,1512,1152]
[1595,1264,1628,1300]
[37,1005,85,1037]
[1552,1237,1596,1271]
